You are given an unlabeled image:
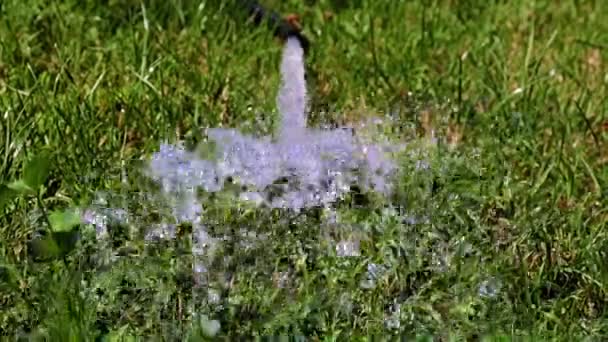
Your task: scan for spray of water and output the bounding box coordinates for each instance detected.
[80,37,407,278]
[146,37,401,211]
[78,36,415,317]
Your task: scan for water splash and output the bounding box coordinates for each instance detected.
[146,37,402,211]
[80,38,408,317]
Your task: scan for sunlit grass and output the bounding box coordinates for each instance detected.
[0,0,607,339]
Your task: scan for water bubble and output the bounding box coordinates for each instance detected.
[239,191,265,206]
[384,301,401,330]
[82,209,108,239]
[192,258,208,287]
[192,227,212,255]
[336,239,360,257]
[144,223,176,241]
[360,263,388,289]
[82,208,130,240]
[207,288,222,305]
[478,277,502,298]
[431,249,450,273]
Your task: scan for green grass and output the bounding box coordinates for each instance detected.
[1,0,607,339]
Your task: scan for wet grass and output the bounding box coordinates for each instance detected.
[1,0,607,339]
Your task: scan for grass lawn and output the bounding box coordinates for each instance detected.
[1,0,607,339]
